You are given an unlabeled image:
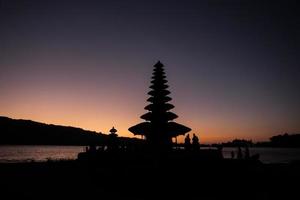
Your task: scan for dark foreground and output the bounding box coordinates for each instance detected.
[0,158,299,200]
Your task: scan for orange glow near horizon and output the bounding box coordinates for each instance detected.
[2,109,292,144]
[1,66,299,144]
[1,91,295,144]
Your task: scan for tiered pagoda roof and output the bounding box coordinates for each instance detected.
[129,61,191,149]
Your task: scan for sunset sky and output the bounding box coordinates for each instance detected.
[1,0,299,143]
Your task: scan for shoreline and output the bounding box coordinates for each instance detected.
[2,145,300,164]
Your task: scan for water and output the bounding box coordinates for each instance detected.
[222,147,300,164]
[0,145,85,163]
[0,146,300,163]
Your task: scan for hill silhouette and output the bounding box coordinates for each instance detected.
[0,116,137,145]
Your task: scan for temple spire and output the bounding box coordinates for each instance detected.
[129,61,191,150]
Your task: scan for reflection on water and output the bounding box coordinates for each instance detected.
[0,146,300,163]
[0,146,85,163]
[222,147,300,164]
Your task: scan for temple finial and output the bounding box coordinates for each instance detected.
[154,61,164,67]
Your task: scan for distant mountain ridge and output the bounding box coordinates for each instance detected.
[0,116,133,145]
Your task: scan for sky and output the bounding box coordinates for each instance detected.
[0,0,299,143]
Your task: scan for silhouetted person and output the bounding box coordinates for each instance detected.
[237,146,243,159]
[97,145,104,152]
[184,134,191,151]
[89,145,96,152]
[217,145,223,157]
[192,133,200,151]
[244,146,250,159]
[231,151,235,159]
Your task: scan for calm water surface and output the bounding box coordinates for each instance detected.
[1,146,300,163]
[0,146,85,163]
[222,147,300,163]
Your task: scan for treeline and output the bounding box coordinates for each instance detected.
[217,133,300,148]
[0,116,138,145]
[256,133,300,148]
[218,139,254,147]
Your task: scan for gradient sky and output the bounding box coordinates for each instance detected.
[1,0,299,143]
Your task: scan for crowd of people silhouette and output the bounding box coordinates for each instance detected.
[230,146,258,160]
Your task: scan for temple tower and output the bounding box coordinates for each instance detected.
[129,61,191,150]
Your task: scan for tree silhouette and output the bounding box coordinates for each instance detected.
[129,61,191,151]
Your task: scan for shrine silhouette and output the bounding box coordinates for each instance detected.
[78,61,229,161]
[129,61,191,151]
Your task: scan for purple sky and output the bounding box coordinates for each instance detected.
[0,0,299,143]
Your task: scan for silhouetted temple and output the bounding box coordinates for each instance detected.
[78,61,251,163]
[129,61,191,150]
